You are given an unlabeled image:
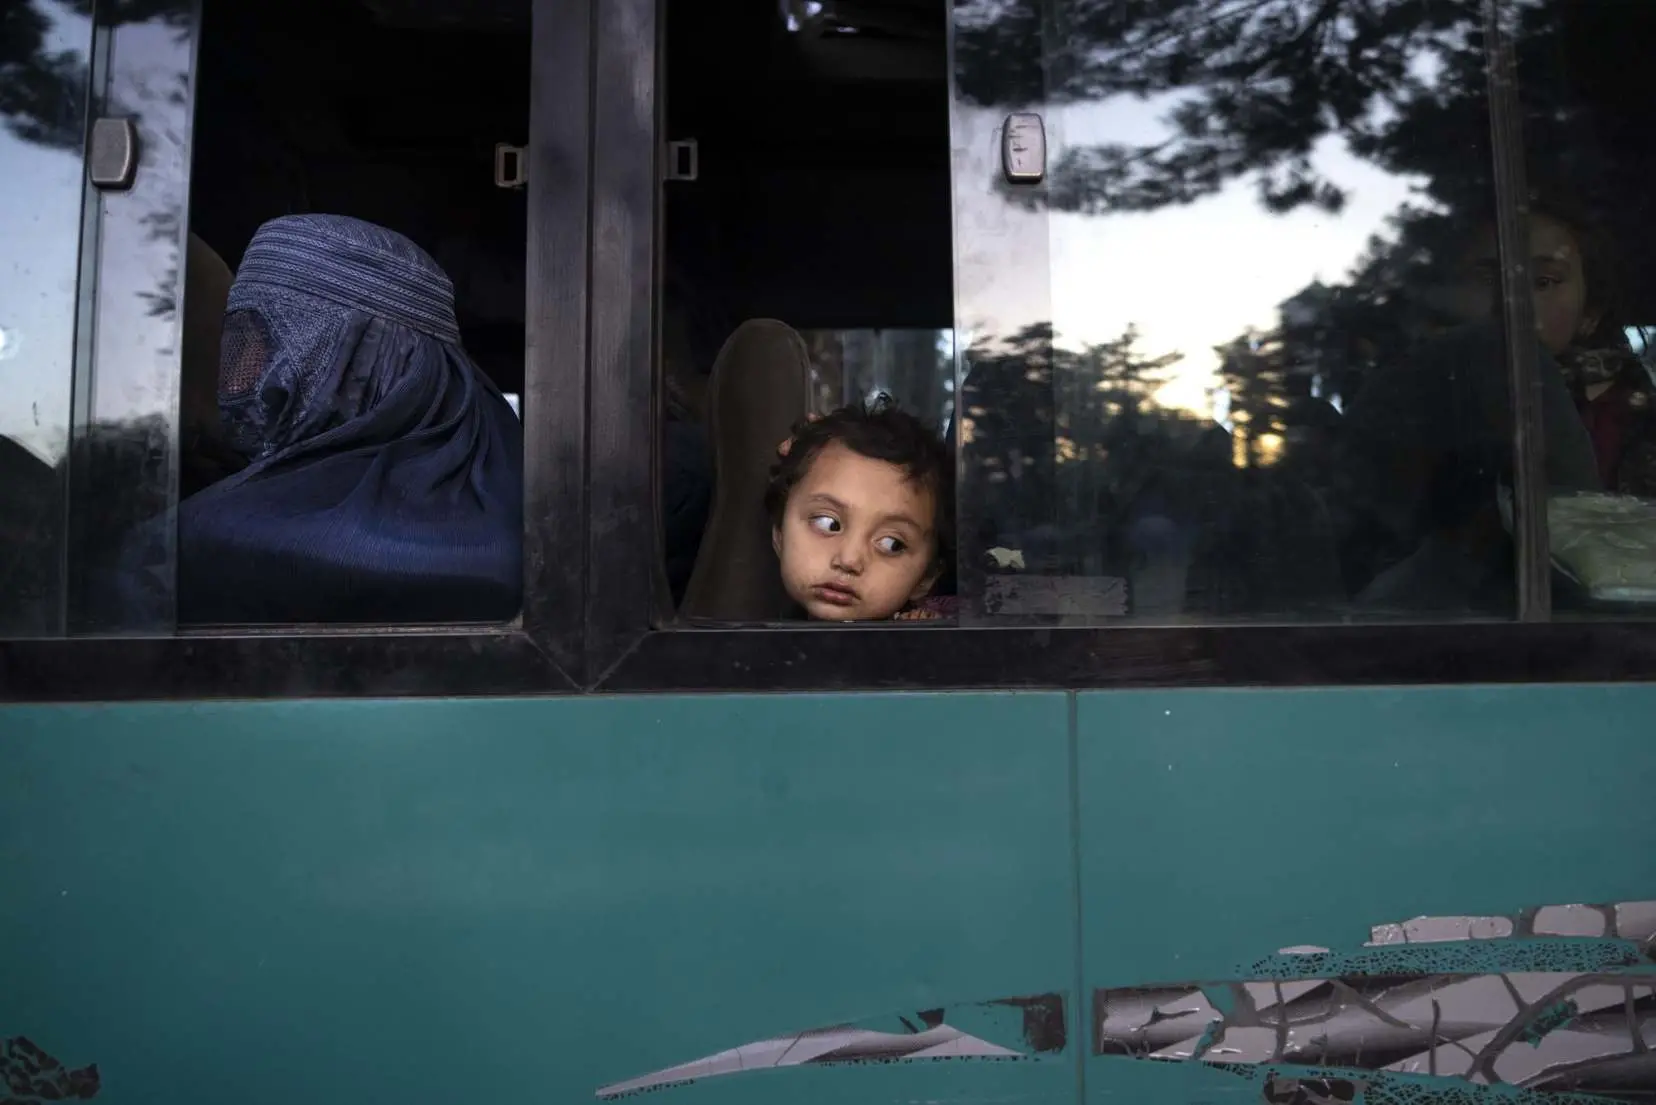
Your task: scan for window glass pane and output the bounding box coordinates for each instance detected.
[1512,0,1656,617]
[802,329,954,430]
[0,0,91,636]
[951,0,1538,624]
[69,0,199,633]
[157,0,528,626]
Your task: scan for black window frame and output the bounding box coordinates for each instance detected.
[10,0,1656,702]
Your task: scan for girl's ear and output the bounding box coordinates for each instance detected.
[771,526,783,558]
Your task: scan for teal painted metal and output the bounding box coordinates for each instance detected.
[1076,686,1656,982]
[2,686,1653,1104]
[1076,685,1656,1105]
[0,694,1073,1104]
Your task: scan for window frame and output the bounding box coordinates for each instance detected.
[11,0,1656,703]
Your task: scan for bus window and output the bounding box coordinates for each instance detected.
[1507,1,1656,618]
[661,0,1624,630]
[163,0,529,626]
[951,0,1561,625]
[663,0,955,621]
[0,0,91,636]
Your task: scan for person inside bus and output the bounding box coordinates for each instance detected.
[174,213,523,623]
[180,232,250,499]
[767,400,954,621]
[1454,197,1656,494]
[1336,189,1632,609]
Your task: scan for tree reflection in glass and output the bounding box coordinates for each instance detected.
[950,0,1640,622]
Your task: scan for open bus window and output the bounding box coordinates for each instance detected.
[662,0,955,623]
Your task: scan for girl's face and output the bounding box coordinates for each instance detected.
[1453,214,1599,356]
[771,442,939,621]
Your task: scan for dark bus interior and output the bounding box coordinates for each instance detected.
[188,0,533,399]
[661,0,952,369]
[183,0,955,609]
[186,0,956,406]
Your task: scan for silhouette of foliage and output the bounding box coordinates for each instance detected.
[1,0,189,148]
[955,0,1650,502]
[958,320,1351,614]
[953,0,1641,385]
[0,1,87,148]
[955,0,1494,216]
[959,322,1219,566]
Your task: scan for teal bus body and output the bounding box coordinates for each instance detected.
[4,687,1651,1104]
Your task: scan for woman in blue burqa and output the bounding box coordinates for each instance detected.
[176,214,522,623]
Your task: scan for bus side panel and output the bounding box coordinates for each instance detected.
[0,692,1076,1105]
[1077,684,1656,1105]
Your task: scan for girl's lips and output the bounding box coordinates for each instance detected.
[812,583,857,606]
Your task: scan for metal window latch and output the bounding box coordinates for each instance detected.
[494,142,527,189]
[1001,113,1045,184]
[88,117,138,190]
[665,139,698,182]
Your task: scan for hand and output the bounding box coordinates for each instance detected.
[776,412,821,458]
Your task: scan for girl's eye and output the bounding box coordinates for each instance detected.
[875,535,908,555]
[810,514,841,535]
[1534,274,1563,290]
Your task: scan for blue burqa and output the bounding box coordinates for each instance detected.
[177,214,522,623]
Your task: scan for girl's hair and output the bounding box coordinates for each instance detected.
[765,401,955,572]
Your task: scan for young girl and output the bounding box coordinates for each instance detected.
[767,402,955,621]
[1451,194,1656,494]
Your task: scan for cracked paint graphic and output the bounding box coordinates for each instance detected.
[1095,899,1656,1103]
[595,993,1066,1098]
[1,1038,100,1104]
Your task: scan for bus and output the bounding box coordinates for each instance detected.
[3,0,1653,1102]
